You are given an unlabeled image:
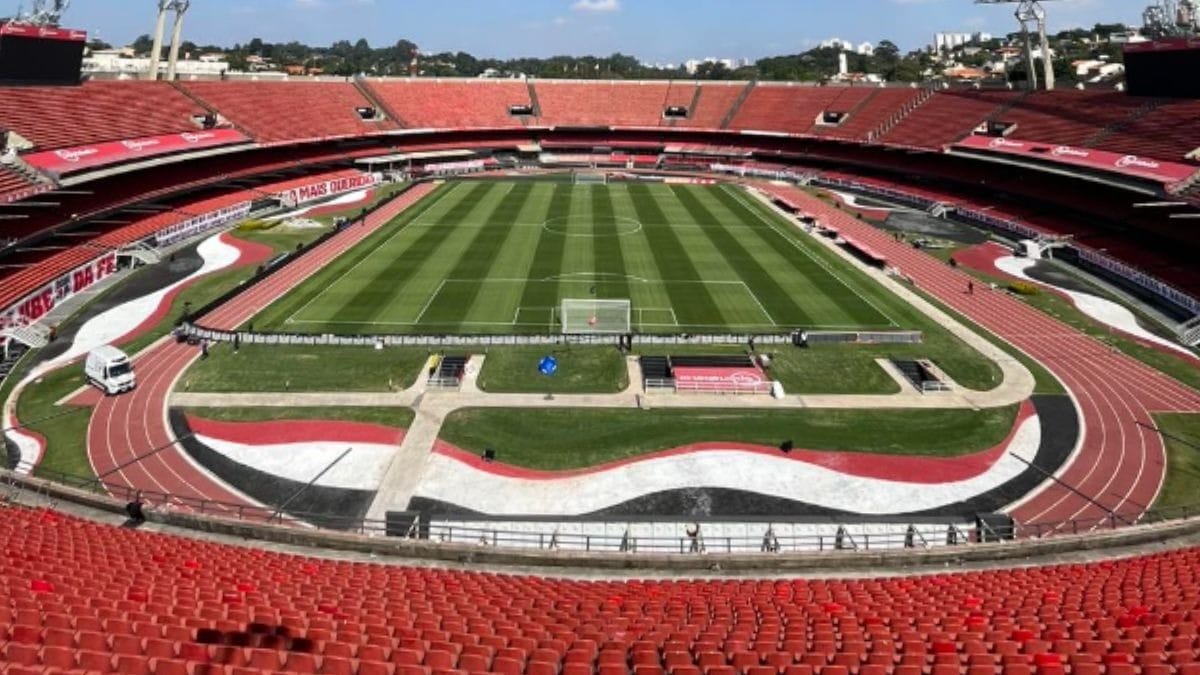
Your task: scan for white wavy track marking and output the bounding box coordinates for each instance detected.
[3,232,243,472]
[195,435,397,491]
[995,256,1196,360]
[411,416,1041,516]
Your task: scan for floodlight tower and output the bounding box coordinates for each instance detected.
[146,0,171,80]
[976,0,1062,90]
[165,0,191,81]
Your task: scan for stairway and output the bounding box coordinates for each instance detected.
[870,87,933,143]
[526,80,543,118]
[1,322,49,352]
[169,81,254,139]
[1084,98,1163,149]
[720,81,757,129]
[354,77,405,127]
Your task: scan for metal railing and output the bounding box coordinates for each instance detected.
[8,460,1200,557]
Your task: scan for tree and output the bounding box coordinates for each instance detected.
[694,61,731,80]
[131,33,155,55]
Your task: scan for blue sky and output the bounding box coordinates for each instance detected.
[59,0,1140,62]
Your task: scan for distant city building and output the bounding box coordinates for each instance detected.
[683,57,743,74]
[934,32,993,53]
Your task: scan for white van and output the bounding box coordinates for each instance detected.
[85,346,136,395]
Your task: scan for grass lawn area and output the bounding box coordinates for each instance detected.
[183,406,415,428]
[179,343,431,392]
[311,182,411,225]
[1151,413,1200,514]
[633,343,904,395]
[477,346,629,394]
[962,266,1200,393]
[14,367,94,479]
[439,404,1020,471]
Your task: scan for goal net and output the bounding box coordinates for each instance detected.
[560,298,631,334]
[573,171,608,185]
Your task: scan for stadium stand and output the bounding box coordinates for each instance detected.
[728,85,873,134]
[684,83,747,129]
[535,81,674,126]
[0,168,372,313]
[364,79,531,129]
[1094,99,1200,162]
[818,87,925,142]
[879,89,1022,149]
[3,504,1200,675]
[0,81,207,150]
[181,81,398,144]
[995,91,1153,149]
[0,164,35,202]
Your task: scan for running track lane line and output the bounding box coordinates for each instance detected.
[770,185,1200,531]
[83,185,439,517]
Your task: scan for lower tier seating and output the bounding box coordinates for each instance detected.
[3,504,1200,675]
[0,165,35,203]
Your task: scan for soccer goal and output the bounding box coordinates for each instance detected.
[560,298,631,334]
[573,171,608,185]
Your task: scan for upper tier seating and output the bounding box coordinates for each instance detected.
[181,81,398,144]
[3,504,1200,675]
[880,89,1021,149]
[535,81,673,126]
[996,91,1150,149]
[0,81,206,150]
[819,88,925,142]
[365,80,531,129]
[1096,99,1200,162]
[659,82,698,124]
[728,86,873,134]
[685,83,747,129]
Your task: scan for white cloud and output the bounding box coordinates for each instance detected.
[571,0,620,13]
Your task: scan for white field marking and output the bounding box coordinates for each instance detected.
[284,318,881,331]
[413,279,448,324]
[744,286,779,326]
[424,278,774,328]
[722,184,901,329]
[285,182,465,324]
[544,272,653,283]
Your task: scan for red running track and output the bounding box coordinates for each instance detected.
[82,183,437,518]
[767,185,1200,530]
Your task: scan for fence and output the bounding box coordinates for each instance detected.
[178,324,924,349]
[7,463,1200,556]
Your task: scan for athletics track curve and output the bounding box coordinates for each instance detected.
[766,185,1200,531]
[80,184,437,519]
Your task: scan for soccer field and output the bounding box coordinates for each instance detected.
[251,180,902,335]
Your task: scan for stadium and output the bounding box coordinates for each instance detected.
[2,0,1200,671]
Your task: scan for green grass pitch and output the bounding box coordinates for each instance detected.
[251,180,902,335]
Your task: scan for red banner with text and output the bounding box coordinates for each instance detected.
[23,129,251,175]
[0,23,86,42]
[0,253,117,332]
[955,135,1198,185]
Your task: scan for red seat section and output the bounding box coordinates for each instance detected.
[365,79,531,129]
[819,87,925,142]
[0,164,36,204]
[685,83,747,129]
[880,89,1021,149]
[996,90,1150,148]
[0,81,206,150]
[535,81,674,126]
[1096,98,1200,162]
[182,81,398,143]
[4,505,1200,675]
[728,85,873,134]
